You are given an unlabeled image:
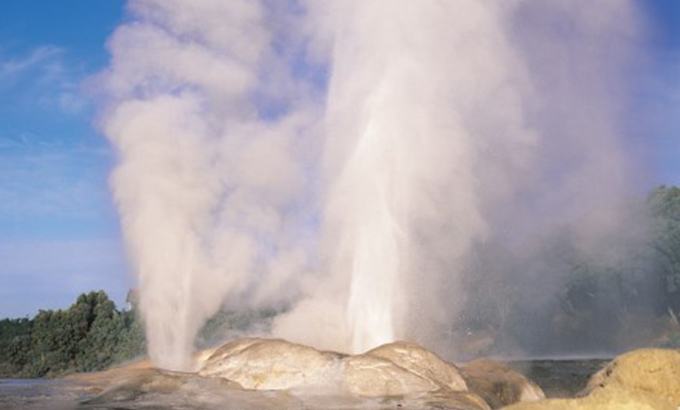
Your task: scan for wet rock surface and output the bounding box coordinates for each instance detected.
[41,341,680,410]
[461,359,544,409]
[82,368,241,405]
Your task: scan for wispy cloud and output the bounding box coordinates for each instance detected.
[0,45,88,114]
[0,46,62,78]
[0,44,113,222]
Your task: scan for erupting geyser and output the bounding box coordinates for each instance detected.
[101,0,644,370]
[322,0,522,353]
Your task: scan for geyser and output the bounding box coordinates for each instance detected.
[320,0,512,353]
[101,0,645,369]
[101,0,317,370]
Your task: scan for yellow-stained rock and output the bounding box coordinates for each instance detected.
[461,359,544,409]
[583,348,680,404]
[501,384,675,410]
[503,348,680,410]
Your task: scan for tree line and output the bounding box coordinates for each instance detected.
[2,185,680,375]
[0,291,276,378]
[0,291,144,378]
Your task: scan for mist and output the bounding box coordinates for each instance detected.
[100,0,650,370]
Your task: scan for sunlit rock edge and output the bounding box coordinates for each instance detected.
[64,338,541,409]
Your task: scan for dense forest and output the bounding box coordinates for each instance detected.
[0,291,276,378]
[0,291,144,378]
[1,186,680,377]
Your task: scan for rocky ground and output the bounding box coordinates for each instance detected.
[505,348,680,410]
[63,338,680,410]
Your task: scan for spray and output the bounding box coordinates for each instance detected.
[101,0,645,365]
[101,0,315,370]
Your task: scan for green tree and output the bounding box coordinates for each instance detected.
[0,318,31,376]
[0,291,146,378]
[647,185,680,316]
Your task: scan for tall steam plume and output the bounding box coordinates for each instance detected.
[101,0,645,369]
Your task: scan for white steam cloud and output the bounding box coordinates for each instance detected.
[101,0,645,369]
[101,0,318,370]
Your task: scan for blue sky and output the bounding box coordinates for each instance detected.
[645,0,680,186]
[0,0,678,318]
[0,0,128,317]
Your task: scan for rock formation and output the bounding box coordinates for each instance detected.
[460,359,545,409]
[199,338,341,390]
[340,353,442,396]
[366,341,468,392]
[196,338,538,409]
[71,340,680,409]
[198,339,471,398]
[503,348,680,410]
[584,348,680,403]
[70,338,560,409]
